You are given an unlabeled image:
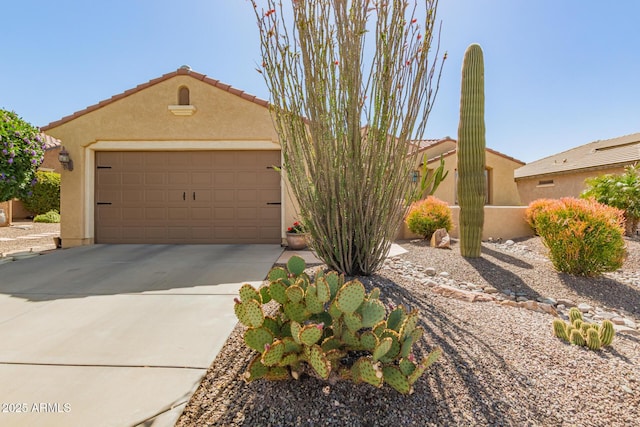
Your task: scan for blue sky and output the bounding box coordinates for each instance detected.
[2,0,639,163]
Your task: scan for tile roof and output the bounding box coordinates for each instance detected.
[41,67,270,131]
[40,132,61,150]
[421,140,525,165]
[514,132,640,179]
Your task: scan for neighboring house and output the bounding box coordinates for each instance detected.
[413,137,525,206]
[514,132,640,204]
[42,66,292,247]
[11,133,62,219]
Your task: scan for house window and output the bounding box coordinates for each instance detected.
[454,168,491,205]
[537,179,554,187]
[178,86,190,105]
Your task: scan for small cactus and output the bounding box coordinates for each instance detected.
[569,329,586,346]
[569,307,583,324]
[552,319,569,341]
[599,320,615,346]
[586,328,602,351]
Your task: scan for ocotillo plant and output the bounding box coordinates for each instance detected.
[456,44,486,258]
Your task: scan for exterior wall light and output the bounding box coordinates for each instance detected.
[58,146,74,171]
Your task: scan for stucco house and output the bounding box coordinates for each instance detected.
[514,132,640,204]
[414,137,525,206]
[41,66,298,247]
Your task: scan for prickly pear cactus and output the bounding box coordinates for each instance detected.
[233,255,441,394]
[457,43,486,258]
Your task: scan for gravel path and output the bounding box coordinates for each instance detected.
[177,235,640,426]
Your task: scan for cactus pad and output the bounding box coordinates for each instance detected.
[235,299,264,328]
[379,330,401,363]
[305,288,325,314]
[408,347,441,385]
[344,312,363,332]
[360,300,386,328]
[244,326,274,353]
[352,358,383,387]
[387,306,406,332]
[290,321,302,344]
[264,366,290,381]
[324,271,342,299]
[399,310,419,340]
[269,280,289,304]
[368,287,381,300]
[383,366,411,394]
[321,337,342,352]
[569,307,583,324]
[279,352,301,367]
[360,331,378,351]
[239,283,261,303]
[282,336,302,353]
[335,280,366,314]
[586,328,602,351]
[258,285,271,304]
[399,358,417,377]
[285,285,305,304]
[599,320,615,346]
[316,277,331,303]
[373,337,393,362]
[284,301,308,323]
[261,340,285,366]
[342,329,360,348]
[308,344,330,380]
[244,354,269,382]
[287,255,306,276]
[268,267,288,283]
[299,324,324,346]
[328,300,343,320]
[552,319,569,341]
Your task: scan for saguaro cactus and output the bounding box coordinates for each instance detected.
[457,44,486,258]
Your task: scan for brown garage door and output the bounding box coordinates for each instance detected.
[95,151,281,244]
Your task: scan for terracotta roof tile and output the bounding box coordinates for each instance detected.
[42,67,271,131]
[39,132,61,150]
[514,132,640,179]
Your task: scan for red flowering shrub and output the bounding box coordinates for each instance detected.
[405,196,453,239]
[524,198,563,234]
[534,197,626,276]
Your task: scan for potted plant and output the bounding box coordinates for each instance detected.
[286,221,309,250]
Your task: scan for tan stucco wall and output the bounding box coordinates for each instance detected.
[419,149,523,206]
[516,166,627,205]
[44,75,292,247]
[401,206,532,241]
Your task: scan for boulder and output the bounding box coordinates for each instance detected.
[430,228,451,249]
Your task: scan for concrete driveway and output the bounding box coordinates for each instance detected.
[0,244,283,427]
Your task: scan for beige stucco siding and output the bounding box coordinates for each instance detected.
[424,149,522,206]
[43,75,295,247]
[515,166,626,205]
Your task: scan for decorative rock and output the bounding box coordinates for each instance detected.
[438,272,450,278]
[577,303,593,313]
[431,284,495,303]
[538,303,558,316]
[540,297,557,306]
[614,325,640,336]
[505,240,515,246]
[611,317,626,325]
[424,267,436,276]
[430,228,451,249]
[516,297,528,302]
[623,318,637,329]
[519,300,540,312]
[556,299,576,308]
[483,286,498,294]
[500,300,520,308]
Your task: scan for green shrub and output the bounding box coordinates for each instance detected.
[405,196,453,239]
[33,210,60,223]
[581,164,640,236]
[535,198,626,276]
[524,198,562,234]
[22,171,60,215]
[234,256,441,394]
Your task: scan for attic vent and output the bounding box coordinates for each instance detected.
[178,86,190,105]
[594,141,640,152]
[537,179,554,187]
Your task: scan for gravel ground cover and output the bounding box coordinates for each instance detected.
[177,236,640,426]
[0,220,60,255]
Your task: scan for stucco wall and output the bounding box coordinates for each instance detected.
[43,74,291,247]
[421,149,523,206]
[401,206,532,241]
[516,166,626,205]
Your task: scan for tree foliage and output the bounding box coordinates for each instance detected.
[0,109,45,202]
[581,164,640,236]
[253,0,445,275]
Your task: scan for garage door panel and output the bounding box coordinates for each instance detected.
[95,151,281,244]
